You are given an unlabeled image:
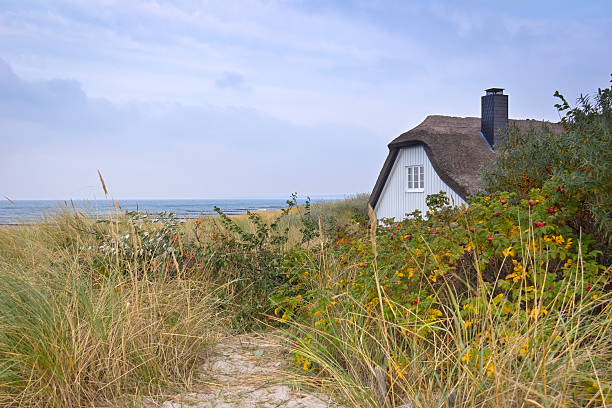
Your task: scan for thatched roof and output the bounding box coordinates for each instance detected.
[368,115,564,209]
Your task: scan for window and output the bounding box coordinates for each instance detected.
[406,165,424,192]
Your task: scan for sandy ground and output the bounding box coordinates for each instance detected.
[150,332,338,408]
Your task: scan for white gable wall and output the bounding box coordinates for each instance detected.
[374,145,467,221]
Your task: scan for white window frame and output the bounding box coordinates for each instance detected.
[405,165,424,192]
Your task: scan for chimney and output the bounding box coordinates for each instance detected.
[481,88,508,149]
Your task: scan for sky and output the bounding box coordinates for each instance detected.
[1,1,610,200]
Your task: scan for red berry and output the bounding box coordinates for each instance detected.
[470,227,476,233]
[493,211,502,217]
[413,299,419,304]
[407,234,413,240]
[487,236,493,242]
[501,199,507,205]
[586,285,591,292]
[528,200,537,207]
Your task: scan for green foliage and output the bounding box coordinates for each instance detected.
[287,193,320,245]
[197,193,368,330]
[278,190,608,328]
[425,190,450,212]
[201,205,291,329]
[483,79,612,244]
[273,190,611,407]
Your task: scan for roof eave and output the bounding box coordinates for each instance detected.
[368,141,471,212]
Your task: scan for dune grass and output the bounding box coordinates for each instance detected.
[278,249,611,407]
[0,213,227,407]
[1,192,608,407]
[0,194,369,406]
[271,195,611,407]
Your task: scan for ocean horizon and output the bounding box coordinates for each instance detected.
[0,195,351,225]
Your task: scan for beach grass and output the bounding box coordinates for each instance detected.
[0,191,608,407]
[0,213,227,407]
[0,194,369,406]
[275,244,611,407]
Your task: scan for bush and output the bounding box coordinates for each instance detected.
[273,191,611,407]
[483,80,612,245]
[196,206,291,330]
[190,193,368,330]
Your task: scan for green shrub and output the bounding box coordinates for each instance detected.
[483,80,612,245]
[273,190,611,407]
[192,194,368,330]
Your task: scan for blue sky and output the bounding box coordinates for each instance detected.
[1,1,610,200]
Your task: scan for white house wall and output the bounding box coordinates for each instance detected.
[374,145,467,221]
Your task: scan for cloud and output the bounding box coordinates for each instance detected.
[0,1,610,199]
[0,58,135,136]
[0,58,383,199]
[215,71,245,89]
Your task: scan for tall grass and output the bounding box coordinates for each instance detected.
[190,193,369,247]
[0,213,227,407]
[0,194,368,406]
[277,220,611,407]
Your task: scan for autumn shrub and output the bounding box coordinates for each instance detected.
[272,190,611,407]
[483,81,612,245]
[182,194,367,330]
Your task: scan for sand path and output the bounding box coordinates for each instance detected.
[155,332,337,408]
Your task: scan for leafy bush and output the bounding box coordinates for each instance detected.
[190,193,368,330]
[197,206,291,329]
[483,80,612,245]
[92,211,190,278]
[273,191,611,407]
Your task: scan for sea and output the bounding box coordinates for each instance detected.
[0,196,346,225]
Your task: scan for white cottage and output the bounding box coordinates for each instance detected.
[369,89,562,220]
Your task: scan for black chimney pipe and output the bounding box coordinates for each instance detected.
[481,88,508,149]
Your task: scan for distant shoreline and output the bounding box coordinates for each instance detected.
[0,196,353,225]
[0,210,267,226]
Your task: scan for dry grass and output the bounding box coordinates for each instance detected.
[0,213,228,407]
[183,193,368,248]
[0,195,369,407]
[276,215,612,408]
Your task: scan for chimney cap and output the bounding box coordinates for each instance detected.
[485,87,504,95]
